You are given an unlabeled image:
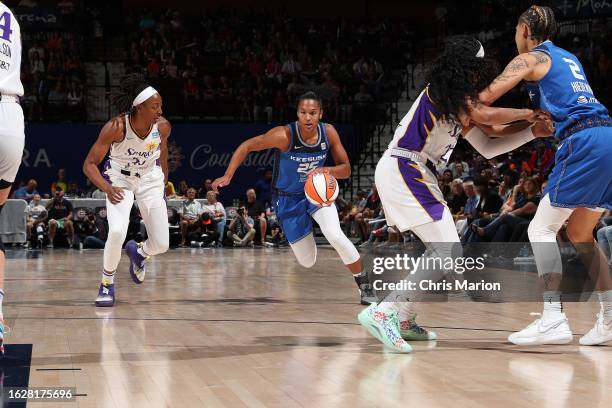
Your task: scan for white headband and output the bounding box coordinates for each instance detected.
[476,41,485,58]
[132,86,158,106]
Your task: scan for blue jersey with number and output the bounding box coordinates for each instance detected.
[272,122,329,194]
[532,40,609,138]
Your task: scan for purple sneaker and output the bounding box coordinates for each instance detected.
[126,240,147,284]
[95,283,115,307]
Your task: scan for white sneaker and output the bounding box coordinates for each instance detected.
[579,313,612,346]
[508,313,573,345]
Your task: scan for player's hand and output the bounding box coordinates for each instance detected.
[308,167,330,176]
[531,118,554,138]
[212,175,232,192]
[105,186,125,204]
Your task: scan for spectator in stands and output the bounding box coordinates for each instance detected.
[197,179,213,198]
[202,191,226,247]
[13,179,39,202]
[165,181,177,199]
[353,185,381,242]
[176,180,190,198]
[471,177,541,242]
[65,181,83,198]
[597,212,612,265]
[45,189,75,248]
[82,207,108,249]
[228,206,255,247]
[527,141,554,174]
[73,208,98,248]
[51,168,68,194]
[179,188,203,247]
[26,194,47,244]
[254,169,273,207]
[451,156,470,179]
[447,179,467,215]
[454,180,479,237]
[473,176,503,219]
[245,188,267,245]
[189,212,219,247]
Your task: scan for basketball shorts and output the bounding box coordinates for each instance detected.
[0,101,25,188]
[272,193,321,244]
[375,153,448,232]
[104,165,166,208]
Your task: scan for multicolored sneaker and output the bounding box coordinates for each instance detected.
[95,283,115,307]
[357,304,412,353]
[400,314,437,341]
[126,240,148,284]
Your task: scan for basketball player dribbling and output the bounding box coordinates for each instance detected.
[0,1,24,353]
[83,74,171,307]
[212,92,381,306]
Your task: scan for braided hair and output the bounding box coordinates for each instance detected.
[111,73,150,114]
[519,5,557,42]
[426,38,498,123]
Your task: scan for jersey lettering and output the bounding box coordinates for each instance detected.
[562,58,585,80]
[0,12,13,43]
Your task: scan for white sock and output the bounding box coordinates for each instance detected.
[102,270,115,285]
[597,290,612,323]
[543,291,563,318]
[0,289,4,318]
[378,291,408,314]
[397,302,416,322]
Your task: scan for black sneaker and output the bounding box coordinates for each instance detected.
[359,283,378,305]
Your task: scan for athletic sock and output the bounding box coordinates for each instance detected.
[102,270,115,285]
[543,290,563,319]
[0,289,4,319]
[377,291,408,314]
[397,302,416,322]
[597,290,612,324]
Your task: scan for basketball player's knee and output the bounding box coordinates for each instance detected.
[296,253,316,268]
[566,227,593,245]
[107,227,125,245]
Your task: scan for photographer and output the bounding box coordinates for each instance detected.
[228,206,255,247]
[46,189,75,248]
[188,212,219,247]
[73,208,98,249]
[83,208,109,249]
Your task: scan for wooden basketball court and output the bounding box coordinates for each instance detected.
[2,247,611,407]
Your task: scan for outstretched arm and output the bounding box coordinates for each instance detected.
[212,126,290,192]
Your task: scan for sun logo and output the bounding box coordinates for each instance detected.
[145,141,159,152]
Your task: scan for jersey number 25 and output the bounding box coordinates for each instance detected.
[297,162,319,173]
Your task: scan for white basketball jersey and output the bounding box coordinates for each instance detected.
[109,114,162,173]
[0,2,23,96]
[389,88,462,165]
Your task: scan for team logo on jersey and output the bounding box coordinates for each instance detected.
[151,130,161,139]
[321,142,326,150]
[577,95,588,104]
[144,141,159,152]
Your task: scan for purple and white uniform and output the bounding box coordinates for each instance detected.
[375,87,461,231]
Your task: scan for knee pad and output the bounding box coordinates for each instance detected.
[291,234,317,268]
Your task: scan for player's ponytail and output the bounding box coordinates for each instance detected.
[519,5,557,42]
[111,73,150,114]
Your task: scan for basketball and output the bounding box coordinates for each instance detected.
[304,172,339,206]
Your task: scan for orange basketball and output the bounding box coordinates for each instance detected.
[304,172,339,207]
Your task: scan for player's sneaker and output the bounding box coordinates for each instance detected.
[400,314,437,341]
[95,283,115,307]
[359,283,378,305]
[508,312,573,345]
[126,240,148,284]
[579,312,612,346]
[358,304,412,353]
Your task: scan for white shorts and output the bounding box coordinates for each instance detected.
[105,165,165,206]
[375,154,447,232]
[0,102,25,185]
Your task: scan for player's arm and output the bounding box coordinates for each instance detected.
[319,124,351,179]
[158,118,171,184]
[212,126,290,192]
[468,102,536,125]
[82,117,125,204]
[479,52,542,106]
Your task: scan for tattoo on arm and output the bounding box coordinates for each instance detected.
[530,51,550,65]
[491,56,531,85]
